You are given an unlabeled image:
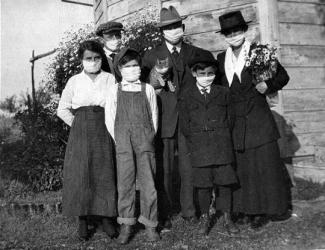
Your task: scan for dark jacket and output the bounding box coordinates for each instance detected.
[217,50,290,150]
[179,83,234,167]
[142,41,209,138]
[102,55,122,82]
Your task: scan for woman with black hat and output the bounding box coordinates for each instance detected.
[216,11,291,229]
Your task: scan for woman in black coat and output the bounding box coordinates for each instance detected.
[216,11,291,229]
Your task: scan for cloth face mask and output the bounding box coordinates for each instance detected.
[121,66,141,82]
[82,60,102,73]
[105,39,121,52]
[163,28,184,45]
[225,33,245,47]
[196,75,215,88]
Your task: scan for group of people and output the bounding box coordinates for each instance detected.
[57,6,291,245]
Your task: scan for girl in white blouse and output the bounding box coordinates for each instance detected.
[57,40,117,241]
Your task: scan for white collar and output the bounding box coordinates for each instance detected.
[224,40,250,86]
[196,83,211,94]
[82,69,104,82]
[104,47,115,58]
[165,41,181,54]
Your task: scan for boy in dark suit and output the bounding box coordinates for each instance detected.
[179,50,239,235]
[142,5,214,228]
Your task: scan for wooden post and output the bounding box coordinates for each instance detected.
[31,50,37,113]
[29,48,57,113]
[257,0,283,115]
[257,0,288,159]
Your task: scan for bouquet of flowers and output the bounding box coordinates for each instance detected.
[245,42,278,84]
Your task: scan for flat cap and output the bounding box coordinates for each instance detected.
[96,21,124,36]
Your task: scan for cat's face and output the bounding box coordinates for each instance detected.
[155,57,169,74]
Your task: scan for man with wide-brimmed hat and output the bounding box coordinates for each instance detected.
[142,5,215,228]
[96,21,124,81]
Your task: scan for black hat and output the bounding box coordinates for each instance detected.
[113,47,139,68]
[96,21,124,36]
[216,11,251,34]
[157,6,187,28]
[188,49,218,69]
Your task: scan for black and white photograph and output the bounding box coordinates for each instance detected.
[0,0,325,249]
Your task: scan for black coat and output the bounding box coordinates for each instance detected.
[217,50,290,150]
[102,55,121,82]
[142,41,209,138]
[179,83,234,167]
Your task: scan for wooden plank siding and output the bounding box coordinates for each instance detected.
[94,0,105,24]
[278,0,325,161]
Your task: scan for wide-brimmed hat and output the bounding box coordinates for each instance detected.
[188,49,218,69]
[157,6,187,28]
[96,21,124,36]
[216,11,251,34]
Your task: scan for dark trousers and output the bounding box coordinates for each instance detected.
[195,186,232,215]
[157,129,195,219]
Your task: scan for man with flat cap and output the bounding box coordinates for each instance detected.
[142,5,215,228]
[96,21,124,82]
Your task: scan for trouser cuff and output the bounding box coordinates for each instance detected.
[117,217,137,225]
[138,215,158,227]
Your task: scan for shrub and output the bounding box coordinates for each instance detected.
[2,5,167,193]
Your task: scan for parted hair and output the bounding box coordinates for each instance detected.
[77,40,106,61]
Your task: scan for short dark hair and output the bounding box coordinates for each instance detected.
[118,50,141,67]
[77,40,105,61]
[191,62,217,73]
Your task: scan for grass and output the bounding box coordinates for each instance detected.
[0,209,324,250]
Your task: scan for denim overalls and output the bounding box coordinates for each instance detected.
[115,82,158,227]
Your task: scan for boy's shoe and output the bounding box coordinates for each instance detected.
[117,225,132,245]
[145,227,160,242]
[223,212,240,235]
[198,213,212,236]
[102,217,118,238]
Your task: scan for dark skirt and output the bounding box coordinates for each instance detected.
[62,106,117,217]
[233,141,290,215]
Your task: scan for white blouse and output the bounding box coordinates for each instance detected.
[105,79,158,141]
[57,70,116,126]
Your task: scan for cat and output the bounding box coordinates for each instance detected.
[149,57,176,93]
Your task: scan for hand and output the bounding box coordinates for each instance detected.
[255,81,268,94]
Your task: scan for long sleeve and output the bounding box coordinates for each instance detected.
[146,84,158,133]
[57,79,75,126]
[105,85,118,140]
[265,61,290,94]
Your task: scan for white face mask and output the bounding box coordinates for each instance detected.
[121,66,141,82]
[105,39,121,52]
[196,75,215,88]
[163,27,184,45]
[82,60,102,73]
[225,33,245,47]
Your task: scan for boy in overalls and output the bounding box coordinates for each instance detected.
[105,48,159,244]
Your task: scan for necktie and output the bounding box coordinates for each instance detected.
[201,88,208,99]
[172,47,179,60]
[110,53,115,61]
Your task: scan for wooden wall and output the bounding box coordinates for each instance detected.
[94,0,325,166]
[278,0,325,163]
[161,0,259,54]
